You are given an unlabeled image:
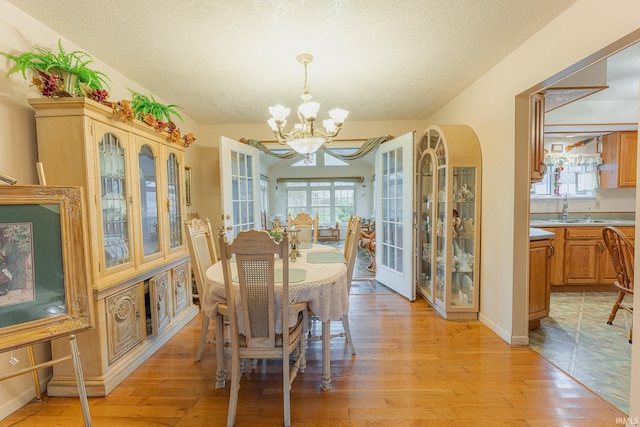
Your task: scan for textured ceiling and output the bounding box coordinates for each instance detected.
[7,0,577,125]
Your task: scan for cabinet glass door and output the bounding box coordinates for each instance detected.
[100,132,131,268]
[435,164,447,305]
[166,152,183,249]
[451,166,476,307]
[138,144,160,256]
[418,151,435,301]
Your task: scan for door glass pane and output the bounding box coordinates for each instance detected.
[100,133,130,268]
[138,145,159,256]
[167,152,182,248]
[229,150,256,237]
[381,148,404,274]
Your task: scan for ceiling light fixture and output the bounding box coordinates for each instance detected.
[267,53,349,157]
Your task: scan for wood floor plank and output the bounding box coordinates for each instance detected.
[3,294,626,426]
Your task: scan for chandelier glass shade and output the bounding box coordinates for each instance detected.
[268,53,349,156]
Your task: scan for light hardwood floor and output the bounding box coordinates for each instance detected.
[4,294,625,426]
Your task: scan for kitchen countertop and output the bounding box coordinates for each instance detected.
[529,212,635,228]
[529,228,555,241]
[529,219,635,228]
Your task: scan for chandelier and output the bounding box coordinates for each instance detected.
[267,53,349,157]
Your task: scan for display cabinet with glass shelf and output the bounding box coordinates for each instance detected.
[28,97,197,396]
[416,125,482,319]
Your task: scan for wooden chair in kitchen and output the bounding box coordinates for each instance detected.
[218,229,308,427]
[184,218,227,388]
[288,212,319,244]
[602,226,634,344]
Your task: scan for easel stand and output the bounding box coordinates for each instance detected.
[0,335,92,426]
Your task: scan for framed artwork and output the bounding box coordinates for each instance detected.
[185,166,192,206]
[0,186,93,352]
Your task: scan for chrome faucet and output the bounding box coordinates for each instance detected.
[561,194,569,221]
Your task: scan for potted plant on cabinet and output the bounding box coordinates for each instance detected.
[0,39,110,97]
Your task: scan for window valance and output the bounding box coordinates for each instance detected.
[241,136,392,160]
[544,153,603,168]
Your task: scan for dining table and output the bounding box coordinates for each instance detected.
[203,242,350,391]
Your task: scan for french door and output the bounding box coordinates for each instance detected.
[374,132,416,300]
[219,136,261,241]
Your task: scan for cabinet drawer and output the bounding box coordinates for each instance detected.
[565,226,633,240]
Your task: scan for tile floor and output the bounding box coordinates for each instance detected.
[529,291,634,414]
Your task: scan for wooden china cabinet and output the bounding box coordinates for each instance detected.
[416,125,482,319]
[28,97,197,396]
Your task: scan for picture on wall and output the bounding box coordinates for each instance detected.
[0,186,94,352]
[0,222,35,306]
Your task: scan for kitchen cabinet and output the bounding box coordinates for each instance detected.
[416,125,482,320]
[529,237,553,329]
[600,131,637,188]
[29,97,198,396]
[563,226,634,285]
[530,93,545,183]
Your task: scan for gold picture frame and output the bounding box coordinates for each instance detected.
[0,186,93,351]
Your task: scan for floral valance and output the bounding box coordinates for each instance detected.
[544,153,603,168]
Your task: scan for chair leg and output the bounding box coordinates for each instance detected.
[299,310,308,373]
[283,348,291,427]
[607,291,625,324]
[341,314,356,355]
[195,313,209,362]
[226,352,241,427]
[215,313,226,389]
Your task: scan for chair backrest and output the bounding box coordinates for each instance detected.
[343,216,356,260]
[345,216,361,291]
[344,216,362,288]
[602,226,634,292]
[184,218,218,312]
[288,213,319,244]
[219,229,290,349]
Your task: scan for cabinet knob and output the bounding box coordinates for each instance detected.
[548,244,555,258]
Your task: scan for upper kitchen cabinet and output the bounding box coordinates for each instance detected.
[530,93,546,183]
[600,131,637,188]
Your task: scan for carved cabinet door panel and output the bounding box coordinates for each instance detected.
[106,284,143,364]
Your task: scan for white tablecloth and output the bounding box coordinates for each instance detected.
[203,244,349,334]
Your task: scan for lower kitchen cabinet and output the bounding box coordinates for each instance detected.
[564,227,634,285]
[529,238,553,329]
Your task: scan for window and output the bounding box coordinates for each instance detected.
[285,180,356,224]
[531,153,602,199]
[260,175,268,215]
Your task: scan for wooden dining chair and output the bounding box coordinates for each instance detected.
[602,226,634,344]
[218,229,308,427]
[288,212,319,244]
[184,218,227,388]
[308,215,360,355]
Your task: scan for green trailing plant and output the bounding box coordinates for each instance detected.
[129,91,183,124]
[0,39,110,94]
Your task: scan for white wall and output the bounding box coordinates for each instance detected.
[421,0,640,419]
